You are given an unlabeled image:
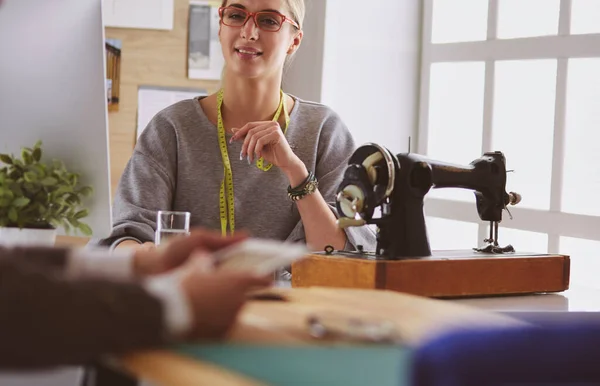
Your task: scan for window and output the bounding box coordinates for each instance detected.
[497,0,560,39]
[419,0,600,289]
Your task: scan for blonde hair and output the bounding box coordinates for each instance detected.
[220,0,305,29]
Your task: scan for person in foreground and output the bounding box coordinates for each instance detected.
[0,229,271,369]
[92,0,376,261]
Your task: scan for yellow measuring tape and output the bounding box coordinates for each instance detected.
[216,89,291,235]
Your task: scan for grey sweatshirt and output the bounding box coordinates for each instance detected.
[91,96,376,252]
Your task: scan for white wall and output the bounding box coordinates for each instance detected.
[283,0,327,102]
[284,0,423,155]
[321,0,422,154]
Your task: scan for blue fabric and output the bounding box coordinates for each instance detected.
[411,322,600,386]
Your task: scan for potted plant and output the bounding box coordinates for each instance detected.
[0,141,93,246]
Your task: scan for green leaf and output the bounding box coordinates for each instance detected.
[33,164,45,177]
[53,186,71,196]
[63,221,71,234]
[9,183,23,196]
[32,147,42,162]
[23,182,38,194]
[74,209,89,219]
[41,177,58,186]
[0,187,13,199]
[78,222,93,236]
[0,141,92,235]
[0,154,13,165]
[55,197,68,207]
[24,171,37,182]
[36,203,47,216]
[79,186,93,197]
[12,197,30,208]
[8,207,17,222]
[66,194,81,205]
[16,216,27,228]
[21,150,33,165]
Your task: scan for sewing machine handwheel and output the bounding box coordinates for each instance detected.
[337,144,397,221]
[348,143,396,199]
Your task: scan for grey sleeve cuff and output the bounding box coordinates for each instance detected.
[109,237,143,251]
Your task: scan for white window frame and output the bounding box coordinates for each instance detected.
[418,0,600,252]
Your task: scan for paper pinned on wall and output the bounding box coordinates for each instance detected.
[137,86,207,140]
[102,0,174,30]
[188,0,224,80]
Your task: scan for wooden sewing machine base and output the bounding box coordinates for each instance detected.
[291,250,570,298]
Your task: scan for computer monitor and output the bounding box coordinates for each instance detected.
[0,0,112,238]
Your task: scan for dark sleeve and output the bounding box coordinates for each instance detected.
[0,246,69,273]
[0,257,166,370]
[89,113,178,248]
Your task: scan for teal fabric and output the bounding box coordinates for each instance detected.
[174,343,410,386]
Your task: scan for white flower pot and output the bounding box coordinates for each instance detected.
[0,227,57,247]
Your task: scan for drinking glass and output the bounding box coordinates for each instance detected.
[155,211,191,246]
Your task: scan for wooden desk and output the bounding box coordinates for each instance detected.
[118,287,524,386]
[112,283,600,384]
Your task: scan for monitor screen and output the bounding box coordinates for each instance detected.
[0,0,112,238]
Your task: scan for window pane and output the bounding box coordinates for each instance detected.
[492,60,557,210]
[485,226,548,254]
[497,0,560,39]
[427,62,485,202]
[571,0,600,34]
[431,0,488,43]
[426,217,479,251]
[562,59,600,216]
[560,237,600,290]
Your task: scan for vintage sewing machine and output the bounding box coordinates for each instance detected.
[291,144,570,298]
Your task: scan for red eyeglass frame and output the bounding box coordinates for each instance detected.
[218,6,300,31]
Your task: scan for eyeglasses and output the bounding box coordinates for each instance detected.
[218,6,299,32]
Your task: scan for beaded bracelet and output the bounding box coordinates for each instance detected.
[287,171,318,201]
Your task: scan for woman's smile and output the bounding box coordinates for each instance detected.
[235,45,264,60]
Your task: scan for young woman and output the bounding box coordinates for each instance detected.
[94,0,376,259]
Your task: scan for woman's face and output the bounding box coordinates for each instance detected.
[219,0,302,80]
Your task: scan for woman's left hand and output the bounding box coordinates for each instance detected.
[232,121,300,172]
